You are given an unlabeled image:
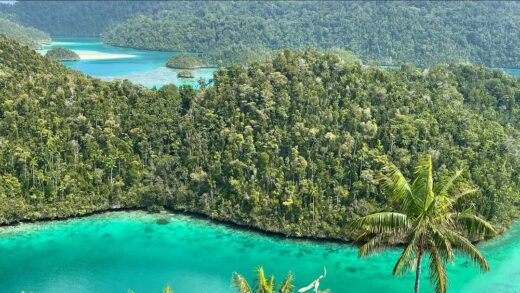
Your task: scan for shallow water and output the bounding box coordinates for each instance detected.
[41,38,519,90]
[503,68,520,77]
[0,211,519,293]
[40,37,217,89]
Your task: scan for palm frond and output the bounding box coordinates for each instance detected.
[278,273,294,293]
[429,243,448,293]
[452,189,479,202]
[431,228,454,263]
[378,164,420,213]
[358,233,393,257]
[436,169,463,196]
[163,285,174,293]
[393,227,420,276]
[350,212,409,233]
[232,273,253,293]
[256,267,274,293]
[268,275,275,293]
[455,213,497,238]
[378,163,413,199]
[445,230,490,271]
[411,154,434,211]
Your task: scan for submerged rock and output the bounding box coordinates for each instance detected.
[156,217,170,225]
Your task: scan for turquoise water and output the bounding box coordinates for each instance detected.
[40,37,217,89]
[503,68,520,77]
[40,38,518,90]
[0,212,519,293]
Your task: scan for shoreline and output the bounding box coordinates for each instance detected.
[0,206,352,246]
[167,66,218,70]
[74,50,137,60]
[0,205,508,247]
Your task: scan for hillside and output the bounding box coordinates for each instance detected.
[0,1,171,36]
[0,37,518,241]
[0,16,50,49]
[3,1,520,67]
[101,2,520,67]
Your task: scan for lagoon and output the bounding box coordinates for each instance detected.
[39,37,217,89]
[40,38,519,91]
[1,211,519,293]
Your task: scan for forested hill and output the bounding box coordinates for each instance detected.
[101,1,520,68]
[0,16,50,49]
[2,1,520,67]
[0,36,518,240]
[0,1,166,36]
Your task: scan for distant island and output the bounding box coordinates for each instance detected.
[177,69,194,78]
[166,54,206,69]
[45,47,80,61]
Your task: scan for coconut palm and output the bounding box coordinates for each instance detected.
[232,267,294,293]
[233,267,331,293]
[350,154,496,293]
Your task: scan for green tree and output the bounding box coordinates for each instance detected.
[350,154,497,293]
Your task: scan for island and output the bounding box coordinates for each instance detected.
[45,47,80,61]
[166,54,206,69]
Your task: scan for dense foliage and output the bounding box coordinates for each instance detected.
[0,1,176,36]
[45,47,80,61]
[0,37,518,242]
[0,16,50,49]
[166,55,206,69]
[101,1,520,67]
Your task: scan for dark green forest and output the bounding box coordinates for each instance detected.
[101,1,520,67]
[2,1,520,67]
[0,37,518,240]
[0,1,174,36]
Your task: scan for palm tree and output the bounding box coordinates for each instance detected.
[232,267,294,293]
[233,267,331,293]
[162,285,174,293]
[350,154,496,293]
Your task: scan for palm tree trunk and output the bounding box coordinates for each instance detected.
[414,251,423,293]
